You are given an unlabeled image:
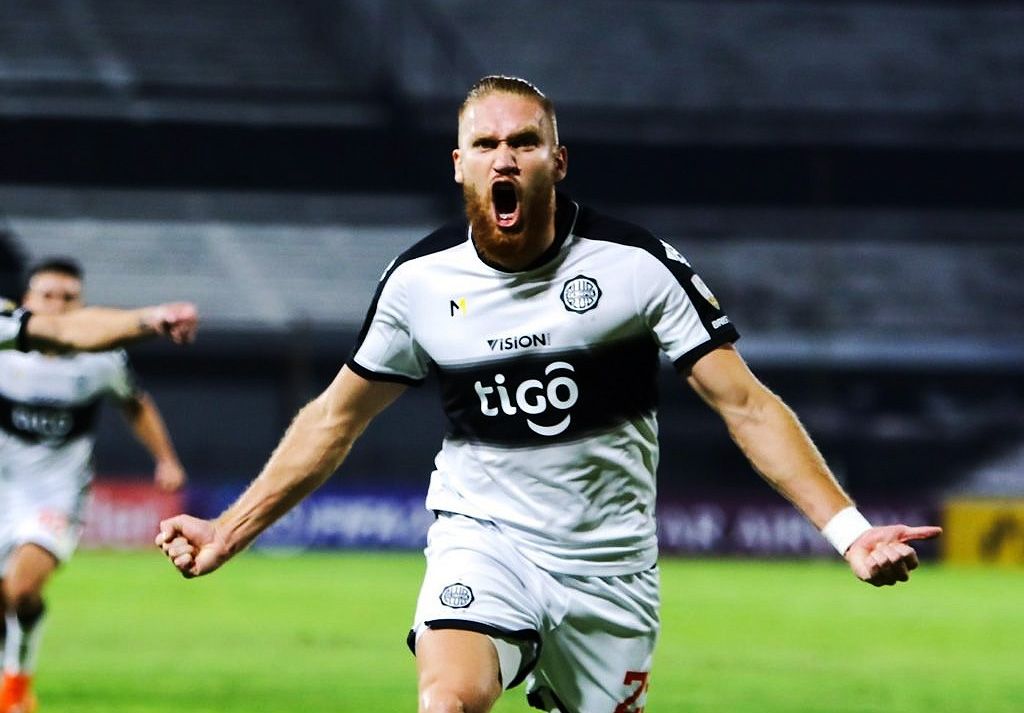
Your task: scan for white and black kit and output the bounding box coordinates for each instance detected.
[0,348,139,568]
[0,300,30,352]
[349,193,739,712]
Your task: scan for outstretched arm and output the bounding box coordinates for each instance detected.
[121,392,187,492]
[156,366,406,577]
[687,345,940,586]
[26,302,198,351]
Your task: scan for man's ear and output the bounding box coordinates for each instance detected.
[553,145,568,183]
[452,148,464,184]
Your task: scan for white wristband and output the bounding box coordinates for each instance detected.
[820,506,872,555]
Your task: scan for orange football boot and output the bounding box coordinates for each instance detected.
[0,673,37,713]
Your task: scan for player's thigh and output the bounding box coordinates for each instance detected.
[416,628,502,713]
[411,514,544,689]
[3,468,87,578]
[2,543,59,599]
[530,569,659,713]
[532,625,655,713]
[6,506,81,568]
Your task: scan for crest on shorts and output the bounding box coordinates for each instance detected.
[561,275,602,314]
[439,583,474,609]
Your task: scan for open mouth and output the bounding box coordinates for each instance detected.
[492,182,521,230]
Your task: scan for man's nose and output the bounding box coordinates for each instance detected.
[493,142,518,173]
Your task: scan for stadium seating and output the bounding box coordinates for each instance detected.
[4,187,1022,371]
[1,1,1021,146]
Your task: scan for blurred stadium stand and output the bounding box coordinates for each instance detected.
[1,1,1021,146]
[4,187,1022,368]
[1,0,1022,554]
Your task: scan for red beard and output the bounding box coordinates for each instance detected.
[463,182,556,269]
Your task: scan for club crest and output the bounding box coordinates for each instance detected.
[561,275,602,314]
[439,583,474,609]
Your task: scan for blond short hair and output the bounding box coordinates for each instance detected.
[459,75,560,145]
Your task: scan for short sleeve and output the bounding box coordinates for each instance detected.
[635,239,739,372]
[0,301,31,351]
[347,261,431,385]
[104,350,141,401]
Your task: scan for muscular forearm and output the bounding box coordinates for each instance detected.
[156,368,404,579]
[724,385,851,528]
[215,395,359,555]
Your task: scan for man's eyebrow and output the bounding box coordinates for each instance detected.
[469,126,544,143]
[508,128,542,142]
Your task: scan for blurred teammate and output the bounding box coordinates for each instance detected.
[1,258,189,713]
[157,76,941,713]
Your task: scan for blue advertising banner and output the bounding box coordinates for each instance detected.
[188,485,938,557]
[656,502,938,557]
[190,485,434,550]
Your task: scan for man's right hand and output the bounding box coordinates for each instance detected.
[156,514,230,578]
[141,302,199,344]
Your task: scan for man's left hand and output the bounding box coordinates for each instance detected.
[154,459,187,492]
[845,524,943,586]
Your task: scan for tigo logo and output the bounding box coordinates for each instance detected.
[474,361,579,436]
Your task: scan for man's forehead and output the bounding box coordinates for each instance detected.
[459,93,551,136]
[29,272,81,289]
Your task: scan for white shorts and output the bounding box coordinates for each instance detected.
[410,513,659,713]
[0,435,91,571]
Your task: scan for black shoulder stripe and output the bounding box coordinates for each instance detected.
[350,220,466,358]
[572,204,697,284]
[572,204,739,339]
[15,308,32,352]
[386,220,468,278]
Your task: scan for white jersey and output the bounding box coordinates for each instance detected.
[0,300,30,351]
[0,348,138,483]
[349,194,739,575]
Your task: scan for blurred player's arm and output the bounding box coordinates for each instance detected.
[686,344,940,586]
[156,365,406,577]
[121,392,187,492]
[26,302,198,351]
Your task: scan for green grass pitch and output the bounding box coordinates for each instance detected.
[37,550,1022,712]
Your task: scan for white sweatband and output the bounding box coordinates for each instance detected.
[820,506,872,555]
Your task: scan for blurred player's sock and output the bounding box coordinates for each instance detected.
[1,609,45,713]
[0,672,37,713]
[3,609,45,675]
